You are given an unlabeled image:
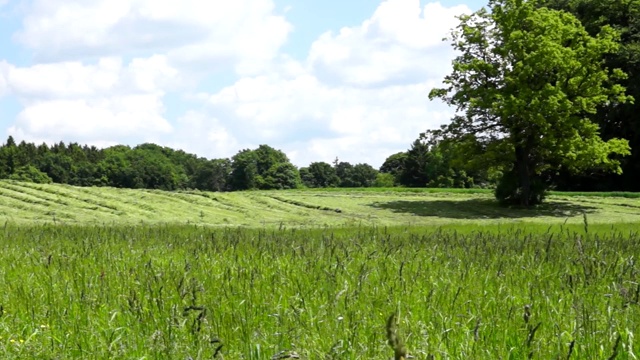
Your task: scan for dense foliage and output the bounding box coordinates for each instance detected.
[0,137,388,191]
[228,145,301,190]
[299,162,340,188]
[380,138,483,188]
[429,0,632,205]
[0,138,226,191]
[1,125,636,194]
[538,0,640,191]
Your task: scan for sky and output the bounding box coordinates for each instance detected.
[0,0,487,168]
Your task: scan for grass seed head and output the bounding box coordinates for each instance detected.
[386,313,408,360]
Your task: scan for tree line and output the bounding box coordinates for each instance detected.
[0,134,496,191]
[0,120,635,194]
[0,137,296,191]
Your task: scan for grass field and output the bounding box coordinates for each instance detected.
[1,181,640,359]
[1,224,640,359]
[1,180,640,227]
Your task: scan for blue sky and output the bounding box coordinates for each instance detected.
[0,0,486,167]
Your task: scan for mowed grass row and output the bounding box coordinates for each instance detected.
[1,224,640,359]
[2,180,640,227]
[0,181,341,226]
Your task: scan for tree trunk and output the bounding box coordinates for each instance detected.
[515,145,531,207]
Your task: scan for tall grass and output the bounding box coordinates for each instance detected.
[1,224,639,359]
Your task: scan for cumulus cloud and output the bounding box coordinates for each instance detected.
[0,61,7,96]
[191,0,471,166]
[8,95,171,140]
[2,0,472,167]
[3,55,176,144]
[202,70,454,166]
[3,55,181,98]
[166,110,239,160]
[308,0,469,87]
[14,0,291,74]
[2,0,293,151]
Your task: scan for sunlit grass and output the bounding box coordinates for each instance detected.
[1,223,639,359]
[1,180,640,227]
[1,181,639,358]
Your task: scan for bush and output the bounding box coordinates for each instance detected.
[374,173,395,187]
[8,165,53,184]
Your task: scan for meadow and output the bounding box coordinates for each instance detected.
[1,181,640,359]
[1,180,640,227]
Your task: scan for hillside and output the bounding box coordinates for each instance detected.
[0,180,639,227]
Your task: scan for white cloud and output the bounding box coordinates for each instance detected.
[15,0,291,74]
[308,0,469,87]
[167,111,239,159]
[191,0,470,166]
[4,55,179,99]
[203,70,454,166]
[2,0,293,150]
[2,0,471,168]
[9,95,172,139]
[0,61,7,96]
[3,55,176,144]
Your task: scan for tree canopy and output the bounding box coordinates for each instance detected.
[228,145,301,190]
[0,137,400,191]
[380,137,479,188]
[428,0,632,206]
[538,0,640,191]
[300,162,340,188]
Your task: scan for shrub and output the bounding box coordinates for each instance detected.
[8,165,53,184]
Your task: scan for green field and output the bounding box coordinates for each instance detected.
[1,181,640,359]
[1,180,640,227]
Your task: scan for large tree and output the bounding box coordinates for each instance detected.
[538,0,640,191]
[429,0,632,206]
[379,152,407,185]
[399,139,431,187]
[192,159,231,192]
[228,145,301,190]
[351,163,379,187]
[381,138,478,188]
[300,162,340,188]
